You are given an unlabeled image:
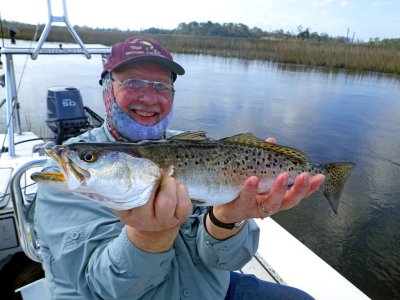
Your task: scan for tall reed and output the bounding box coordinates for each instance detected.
[8,25,400,75]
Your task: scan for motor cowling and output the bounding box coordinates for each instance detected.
[46,87,88,143]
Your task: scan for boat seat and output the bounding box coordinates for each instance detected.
[10,158,48,263]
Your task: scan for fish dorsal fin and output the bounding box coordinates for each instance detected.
[220,133,309,163]
[169,131,210,141]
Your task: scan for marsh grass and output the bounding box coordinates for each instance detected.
[154,36,400,75]
[12,25,400,75]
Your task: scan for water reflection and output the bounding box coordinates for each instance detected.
[1,49,400,300]
[172,55,400,300]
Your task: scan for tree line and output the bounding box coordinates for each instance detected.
[1,20,399,75]
[2,19,398,46]
[137,21,350,42]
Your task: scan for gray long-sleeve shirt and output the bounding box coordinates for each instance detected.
[34,124,260,299]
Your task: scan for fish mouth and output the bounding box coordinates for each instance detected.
[45,147,89,188]
[31,171,66,183]
[45,147,64,166]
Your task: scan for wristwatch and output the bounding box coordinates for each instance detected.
[206,206,246,230]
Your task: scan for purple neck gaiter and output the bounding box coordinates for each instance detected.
[102,73,172,142]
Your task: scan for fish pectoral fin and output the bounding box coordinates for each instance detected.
[220,133,310,164]
[168,131,210,141]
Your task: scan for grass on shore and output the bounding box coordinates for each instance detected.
[154,35,400,75]
[7,25,400,76]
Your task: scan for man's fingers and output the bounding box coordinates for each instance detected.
[256,173,288,214]
[155,176,178,221]
[283,173,310,208]
[242,176,259,196]
[305,174,325,197]
[266,137,277,144]
[260,173,288,212]
[175,182,192,221]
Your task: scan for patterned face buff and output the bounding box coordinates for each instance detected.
[102,73,173,141]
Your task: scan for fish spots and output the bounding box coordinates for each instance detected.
[163,138,321,198]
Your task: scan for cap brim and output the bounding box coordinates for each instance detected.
[111,56,185,76]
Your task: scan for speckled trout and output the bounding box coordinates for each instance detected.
[31,132,355,213]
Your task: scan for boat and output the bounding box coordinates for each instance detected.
[0,1,370,299]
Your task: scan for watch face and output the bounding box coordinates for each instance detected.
[234,220,246,227]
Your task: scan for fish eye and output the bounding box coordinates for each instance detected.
[81,151,97,163]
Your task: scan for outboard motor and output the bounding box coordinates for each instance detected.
[46,87,89,144]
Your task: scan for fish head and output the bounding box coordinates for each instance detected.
[33,143,162,210]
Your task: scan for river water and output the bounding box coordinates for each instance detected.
[1,41,399,299]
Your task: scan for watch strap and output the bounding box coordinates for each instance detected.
[206,206,245,230]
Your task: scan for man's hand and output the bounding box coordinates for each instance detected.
[207,137,325,240]
[115,176,192,252]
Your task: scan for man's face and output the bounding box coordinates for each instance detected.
[111,62,174,126]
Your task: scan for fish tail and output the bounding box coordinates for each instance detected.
[319,162,355,214]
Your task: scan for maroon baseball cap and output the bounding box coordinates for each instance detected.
[102,36,185,81]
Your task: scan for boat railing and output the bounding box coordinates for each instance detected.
[10,158,48,262]
[0,0,110,158]
[31,0,91,60]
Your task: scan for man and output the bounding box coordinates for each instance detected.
[34,36,324,299]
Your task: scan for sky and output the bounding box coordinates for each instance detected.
[1,0,399,42]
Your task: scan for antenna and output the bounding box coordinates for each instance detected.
[31,0,91,60]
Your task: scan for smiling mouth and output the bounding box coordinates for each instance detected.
[134,110,157,117]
